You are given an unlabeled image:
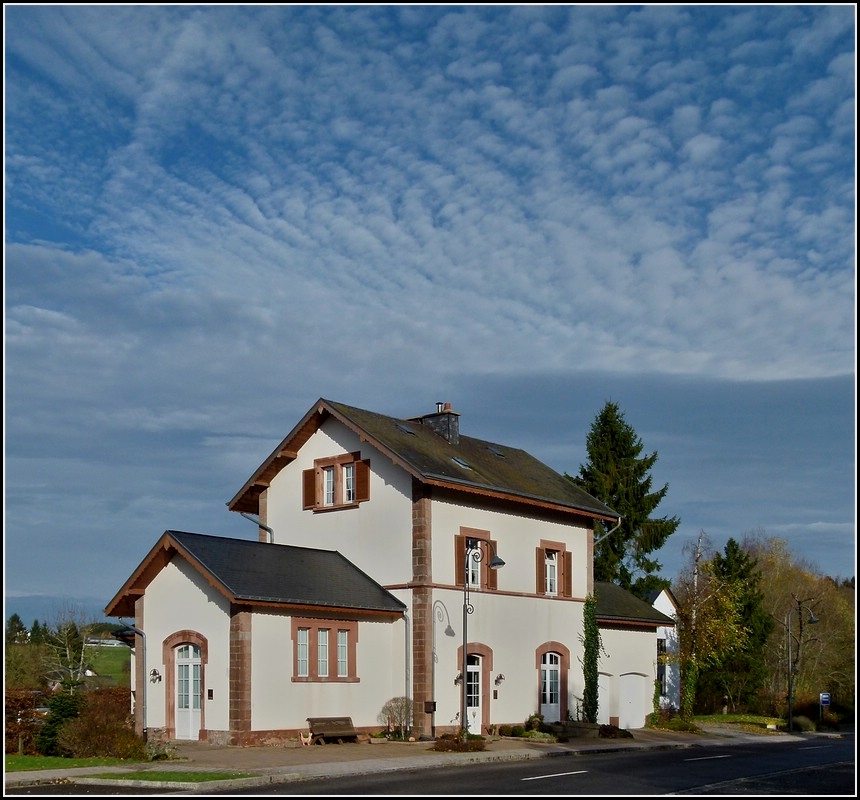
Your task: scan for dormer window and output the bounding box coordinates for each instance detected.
[303,453,370,511]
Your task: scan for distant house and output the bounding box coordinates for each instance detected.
[646,587,681,712]
[106,398,674,744]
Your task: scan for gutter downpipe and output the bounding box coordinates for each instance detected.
[404,611,411,737]
[239,512,275,543]
[124,624,147,742]
[594,516,623,547]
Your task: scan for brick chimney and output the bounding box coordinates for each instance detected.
[417,401,460,444]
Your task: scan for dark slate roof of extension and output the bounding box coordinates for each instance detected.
[595,582,675,628]
[228,398,619,522]
[105,531,407,619]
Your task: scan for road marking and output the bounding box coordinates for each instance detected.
[522,770,588,781]
[685,754,732,761]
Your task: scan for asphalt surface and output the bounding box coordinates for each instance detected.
[4,724,850,794]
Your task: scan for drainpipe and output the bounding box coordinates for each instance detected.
[594,516,623,546]
[404,612,411,737]
[115,623,147,742]
[239,512,274,543]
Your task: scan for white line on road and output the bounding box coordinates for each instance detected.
[522,770,588,781]
[685,754,732,761]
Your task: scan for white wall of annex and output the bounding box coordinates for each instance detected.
[598,626,655,729]
[430,497,591,597]
[264,421,413,586]
[251,610,408,732]
[143,558,231,732]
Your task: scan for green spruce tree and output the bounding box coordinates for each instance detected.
[568,401,679,598]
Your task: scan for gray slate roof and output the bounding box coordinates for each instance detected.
[595,581,675,626]
[228,398,618,521]
[105,531,407,618]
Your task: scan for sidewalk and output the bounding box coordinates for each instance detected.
[5,725,841,793]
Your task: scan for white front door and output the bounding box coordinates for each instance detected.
[541,652,561,723]
[465,654,482,735]
[175,644,201,740]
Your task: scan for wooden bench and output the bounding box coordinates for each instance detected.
[307,716,359,745]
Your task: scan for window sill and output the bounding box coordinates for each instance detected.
[311,503,360,513]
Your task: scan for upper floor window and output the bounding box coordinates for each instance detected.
[303,453,370,511]
[545,550,558,595]
[292,618,358,682]
[455,529,500,591]
[535,541,572,598]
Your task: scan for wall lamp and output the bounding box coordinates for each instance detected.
[453,672,463,686]
[495,674,505,686]
[149,668,162,683]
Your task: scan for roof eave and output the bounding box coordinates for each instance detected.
[422,475,618,521]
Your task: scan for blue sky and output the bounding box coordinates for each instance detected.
[4,5,856,622]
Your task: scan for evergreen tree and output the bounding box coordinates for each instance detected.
[568,401,680,597]
[696,538,774,712]
[6,613,29,644]
[30,619,48,645]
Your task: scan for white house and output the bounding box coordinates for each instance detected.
[647,587,682,713]
[106,398,674,744]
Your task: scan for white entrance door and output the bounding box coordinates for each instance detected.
[465,654,482,735]
[175,644,201,740]
[541,652,561,723]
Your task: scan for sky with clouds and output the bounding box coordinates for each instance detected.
[4,5,856,621]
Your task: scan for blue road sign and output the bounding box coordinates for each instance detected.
[820,692,831,706]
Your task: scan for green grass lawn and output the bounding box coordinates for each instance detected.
[5,754,142,772]
[5,754,254,783]
[85,644,131,686]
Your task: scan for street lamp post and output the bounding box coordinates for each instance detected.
[432,600,455,739]
[461,539,504,740]
[785,597,819,733]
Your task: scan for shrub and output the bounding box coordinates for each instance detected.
[377,696,413,739]
[817,712,841,732]
[432,734,486,752]
[599,724,633,739]
[56,688,145,759]
[498,724,512,737]
[525,713,543,731]
[4,689,51,755]
[511,725,526,737]
[790,715,816,732]
[36,691,84,756]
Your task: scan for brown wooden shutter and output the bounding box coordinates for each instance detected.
[487,539,500,590]
[355,459,370,502]
[562,551,573,597]
[455,535,466,586]
[536,547,545,594]
[302,469,316,510]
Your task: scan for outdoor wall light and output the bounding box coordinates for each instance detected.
[495,674,505,685]
[453,672,463,686]
[149,668,162,683]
